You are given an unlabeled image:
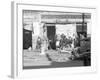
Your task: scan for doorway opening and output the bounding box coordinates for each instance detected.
[46,24,56,50]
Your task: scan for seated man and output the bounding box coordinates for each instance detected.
[71,37,91,66]
[55,34,61,50]
[56,40,61,51]
[36,37,42,50]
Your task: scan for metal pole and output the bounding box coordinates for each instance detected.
[82,13,85,32]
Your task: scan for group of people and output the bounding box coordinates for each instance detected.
[35,33,78,51]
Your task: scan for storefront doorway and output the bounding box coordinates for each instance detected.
[47,24,56,50]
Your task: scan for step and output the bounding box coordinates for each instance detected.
[24,60,51,66]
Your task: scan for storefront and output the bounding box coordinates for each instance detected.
[23,11,91,50]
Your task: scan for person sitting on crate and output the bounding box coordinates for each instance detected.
[55,34,61,51]
[71,34,91,66]
[36,36,42,50]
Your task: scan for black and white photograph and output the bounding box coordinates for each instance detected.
[23,10,91,69]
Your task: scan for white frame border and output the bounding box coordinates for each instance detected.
[11,1,97,78]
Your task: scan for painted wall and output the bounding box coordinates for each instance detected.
[56,24,76,38]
